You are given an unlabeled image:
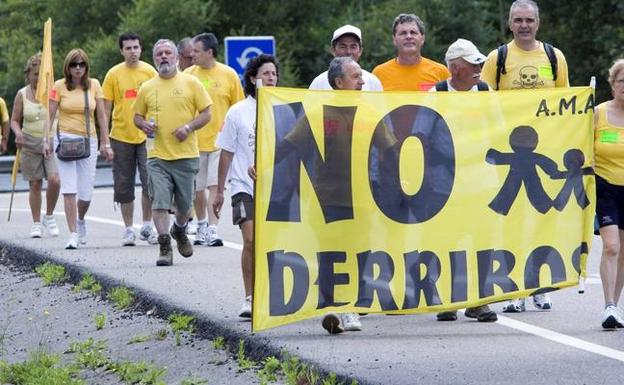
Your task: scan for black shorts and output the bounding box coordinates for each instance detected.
[596,175,624,230]
[232,192,254,226]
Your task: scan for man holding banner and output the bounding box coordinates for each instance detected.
[482,0,570,313]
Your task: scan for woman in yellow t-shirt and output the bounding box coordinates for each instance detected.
[10,53,60,238]
[43,48,113,249]
[595,59,624,329]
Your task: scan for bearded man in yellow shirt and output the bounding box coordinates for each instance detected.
[134,39,212,266]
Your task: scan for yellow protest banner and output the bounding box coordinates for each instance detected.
[253,86,594,331]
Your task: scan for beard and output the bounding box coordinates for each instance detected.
[158,61,175,76]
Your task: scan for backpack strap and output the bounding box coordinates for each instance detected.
[543,42,558,81]
[476,81,489,91]
[435,80,449,92]
[495,44,508,91]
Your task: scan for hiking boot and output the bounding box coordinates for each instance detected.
[139,224,158,245]
[533,293,552,310]
[156,234,173,266]
[30,222,43,238]
[42,215,59,237]
[239,296,252,318]
[77,219,87,245]
[322,313,343,334]
[65,232,79,249]
[194,224,207,245]
[465,305,498,322]
[170,223,193,257]
[206,225,223,247]
[436,311,458,321]
[341,313,362,331]
[122,228,136,246]
[602,305,624,329]
[502,298,525,313]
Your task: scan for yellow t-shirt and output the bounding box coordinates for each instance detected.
[481,41,569,90]
[184,62,244,152]
[133,72,212,160]
[102,61,157,144]
[594,102,624,186]
[0,97,8,123]
[372,57,450,91]
[51,78,103,136]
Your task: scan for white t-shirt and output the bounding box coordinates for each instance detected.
[309,69,384,91]
[216,96,257,196]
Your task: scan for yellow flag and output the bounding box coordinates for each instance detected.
[35,18,53,108]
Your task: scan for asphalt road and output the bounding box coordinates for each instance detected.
[1,178,623,385]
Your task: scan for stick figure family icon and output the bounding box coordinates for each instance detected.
[486,125,593,215]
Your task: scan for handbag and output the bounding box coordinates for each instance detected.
[56,88,91,161]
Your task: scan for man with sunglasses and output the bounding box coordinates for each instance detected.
[103,32,159,247]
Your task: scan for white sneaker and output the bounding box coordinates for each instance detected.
[602,305,624,329]
[341,313,362,331]
[77,219,87,245]
[65,232,79,249]
[533,293,552,310]
[30,222,43,238]
[194,224,207,245]
[239,296,252,318]
[187,221,197,235]
[122,228,136,246]
[139,224,158,245]
[42,215,59,237]
[322,313,343,334]
[206,225,223,247]
[502,298,526,313]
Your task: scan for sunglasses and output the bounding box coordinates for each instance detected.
[69,61,86,69]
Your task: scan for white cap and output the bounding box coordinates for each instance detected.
[331,24,362,46]
[444,38,486,65]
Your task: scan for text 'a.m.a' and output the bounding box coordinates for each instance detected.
[535,94,594,117]
[265,243,588,316]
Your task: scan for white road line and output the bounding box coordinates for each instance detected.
[3,208,623,362]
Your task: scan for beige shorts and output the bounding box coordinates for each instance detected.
[20,133,58,181]
[195,150,220,190]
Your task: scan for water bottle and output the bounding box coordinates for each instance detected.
[146,117,155,152]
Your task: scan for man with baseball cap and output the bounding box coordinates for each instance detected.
[309,24,383,91]
[432,38,489,92]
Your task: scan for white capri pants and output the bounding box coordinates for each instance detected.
[54,134,98,201]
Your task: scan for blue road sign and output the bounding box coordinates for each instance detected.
[224,36,276,80]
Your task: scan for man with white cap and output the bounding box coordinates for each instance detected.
[430,38,497,323]
[309,24,383,91]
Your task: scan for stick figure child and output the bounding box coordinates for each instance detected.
[486,125,559,215]
[551,149,594,211]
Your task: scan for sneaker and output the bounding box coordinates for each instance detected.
[169,223,193,257]
[139,224,159,245]
[502,298,526,313]
[42,215,59,237]
[436,311,458,321]
[187,220,197,235]
[65,232,79,249]
[341,313,362,331]
[602,305,624,329]
[322,313,343,334]
[156,234,173,266]
[206,225,223,247]
[77,219,87,245]
[194,224,207,245]
[533,293,552,310]
[30,222,43,238]
[239,296,252,318]
[465,305,498,322]
[122,228,136,246]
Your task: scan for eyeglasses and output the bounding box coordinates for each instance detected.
[69,62,86,69]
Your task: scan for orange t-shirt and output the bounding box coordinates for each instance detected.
[372,57,450,91]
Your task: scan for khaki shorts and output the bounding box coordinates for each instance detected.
[147,157,199,215]
[20,133,57,181]
[195,150,220,190]
[111,138,148,204]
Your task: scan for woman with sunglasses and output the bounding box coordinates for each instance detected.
[10,53,61,238]
[43,48,113,249]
